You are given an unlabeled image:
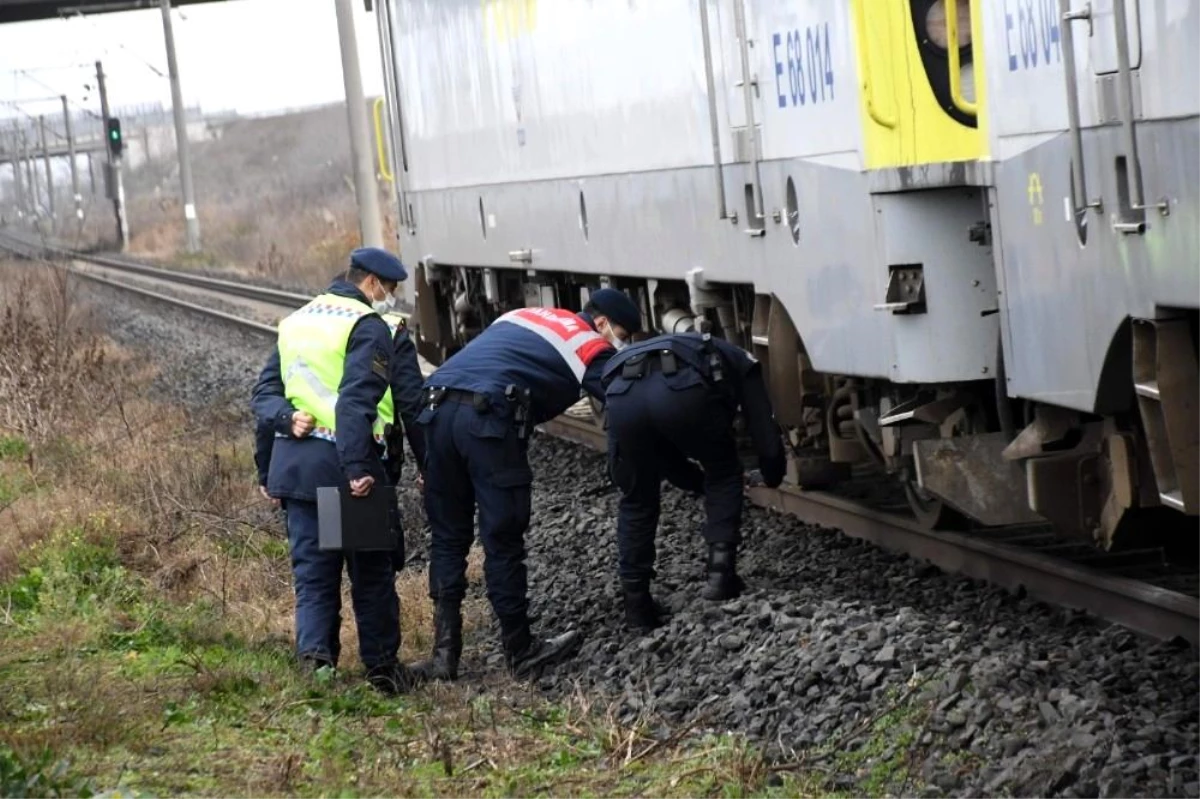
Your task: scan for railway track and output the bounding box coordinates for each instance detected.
[3,231,1197,646]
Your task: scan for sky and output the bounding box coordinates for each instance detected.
[0,0,385,122]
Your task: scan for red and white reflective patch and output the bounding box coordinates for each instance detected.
[497,307,610,381]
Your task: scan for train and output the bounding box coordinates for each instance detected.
[368,0,1198,547]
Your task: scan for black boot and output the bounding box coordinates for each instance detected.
[621,579,666,631]
[411,601,462,682]
[366,661,422,695]
[701,542,745,601]
[501,618,583,679]
[297,653,335,677]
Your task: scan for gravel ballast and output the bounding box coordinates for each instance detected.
[83,281,1200,798]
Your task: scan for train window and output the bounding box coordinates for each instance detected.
[579,190,589,242]
[923,0,971,51]
[478,197,487,240]
[909,0,977,128]
[785,177,800,245]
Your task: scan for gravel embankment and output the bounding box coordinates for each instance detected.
[80,278,269,414]
[82,282,1200,798]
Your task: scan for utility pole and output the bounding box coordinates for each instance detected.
[10,124,25,219]
[62,95,82,223]
[160,0,200,253]
[87,152,95,195]
[38,116,54,224]
[25,128,41,217]
[335,0,383,248]
[96,60,128,249]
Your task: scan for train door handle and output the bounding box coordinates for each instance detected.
[1059,0,1103,217]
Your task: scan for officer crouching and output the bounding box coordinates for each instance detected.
[601,329,787,630]
[413,288,642,681]
[251,247,418,694]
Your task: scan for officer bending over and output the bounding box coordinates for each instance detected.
[602,331,786,630]
[251,248,420,694]
[414,289,642,681]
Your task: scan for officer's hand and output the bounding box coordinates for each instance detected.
[258,485,280,508]
[416,473,425,493]
[349,475,375,497]
[291,411,315,438]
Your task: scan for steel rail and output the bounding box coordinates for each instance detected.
[539,415,1199,646]
[64,250,311,307]
[69,267,281,335]
[4,234,1196,645]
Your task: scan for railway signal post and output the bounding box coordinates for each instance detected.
[95,60,128,251]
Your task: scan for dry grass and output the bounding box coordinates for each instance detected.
[119,105,398,292]
[0,260,816,798]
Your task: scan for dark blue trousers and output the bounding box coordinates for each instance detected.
[420,400,533,625]
[606,372,743,582]
[283,499,400,668]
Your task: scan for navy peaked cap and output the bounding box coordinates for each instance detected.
[588,288,642,334]
[350,247,407,282]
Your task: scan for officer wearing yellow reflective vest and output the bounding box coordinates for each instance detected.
[251,248,420,695]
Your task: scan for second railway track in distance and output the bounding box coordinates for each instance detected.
[3,233,1196,647]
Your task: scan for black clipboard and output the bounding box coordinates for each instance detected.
[316,484,398,551]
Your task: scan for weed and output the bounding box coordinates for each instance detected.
[0,263,829,798]
[0,744,94,798]
[0,434,29,461]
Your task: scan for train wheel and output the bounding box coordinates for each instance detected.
[902,403,983,530]
[903,478,966,530]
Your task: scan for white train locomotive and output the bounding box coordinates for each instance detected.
[370,0,1198,546]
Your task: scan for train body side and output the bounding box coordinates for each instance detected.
[981,0,1199,413]
[386,0,999,385]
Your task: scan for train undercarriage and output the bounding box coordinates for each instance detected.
[411,261,1199,550]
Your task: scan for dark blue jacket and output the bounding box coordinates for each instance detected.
[603,332,786,475]
[389,320,427,467]
[251,280,394,502]
[425,310,615,424]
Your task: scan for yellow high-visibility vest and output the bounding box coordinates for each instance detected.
[276,292,394,444]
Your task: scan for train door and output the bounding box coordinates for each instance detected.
[1061,0,1147,233]
[716,0,767,233]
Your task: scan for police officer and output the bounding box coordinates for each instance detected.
[601,330,787,630]
[412,288,642,681]
[251,247,420,694]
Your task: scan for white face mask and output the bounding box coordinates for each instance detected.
[371,281,397,314]
[372,293,396,314]
[601,318,628,350]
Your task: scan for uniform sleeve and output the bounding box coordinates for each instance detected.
[391,328,428,468]
[739,361,787,488]
[253,416,275,486]
[580,345,617,401]
[336,316,392,481]
[251,348,295,436]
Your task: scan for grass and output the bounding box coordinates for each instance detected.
[0,262,821,797]
[0,524,813,797]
